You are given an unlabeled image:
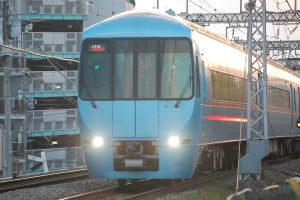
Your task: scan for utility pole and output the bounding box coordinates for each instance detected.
[239,0,268,180]
[2,0,13,177]
[186,0,188,14]
[3,55,12,178]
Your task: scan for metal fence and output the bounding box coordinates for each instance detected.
[25,146,85,174]
[21,0,86,15]
[22,32,82,54]
[30,70,78,92]
[27,109,79,132]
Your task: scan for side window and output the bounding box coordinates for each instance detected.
[267,85,290,109]
[211,70,246,102]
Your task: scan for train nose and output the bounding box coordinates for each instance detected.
[112,101,159,138]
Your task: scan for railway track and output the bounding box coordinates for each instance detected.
[0,168,89,193]
[266,168,300,177]
[61,169,236,200]
[1,155,297,199]
[264,154,300,177]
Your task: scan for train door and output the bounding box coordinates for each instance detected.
[136,39,159,138]
[290,84,296,132]
[112,39,135,138]
[199,59,207,133]
[112,101,159,138]
[195,56,203,138]
[195,56,201,118]
[112,39,159,138]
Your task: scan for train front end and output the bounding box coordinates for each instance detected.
[78,11,202,179]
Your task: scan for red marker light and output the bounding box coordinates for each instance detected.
[90,44,106,52]
[91,47,105,52]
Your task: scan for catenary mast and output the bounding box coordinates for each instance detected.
[239,0,269,180]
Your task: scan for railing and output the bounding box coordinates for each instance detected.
[27,109,79,132]
[22,32,81,54]
[29,70,78,92]
[25,147,85,174]
[21,0,86,15]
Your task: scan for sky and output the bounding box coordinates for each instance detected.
[133,0,300,61]
[135,0,240,13]
[135,0,299,13]
[134,0,300,41]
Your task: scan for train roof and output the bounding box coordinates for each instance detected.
[83,9,300,80]
[177,12,300,79]
[83,9,191,38]
[85,9,187,29]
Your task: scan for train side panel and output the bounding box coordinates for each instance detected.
[191,25,300,145]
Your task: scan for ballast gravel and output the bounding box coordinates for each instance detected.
[0,178,117,200]
[0,158,299,200]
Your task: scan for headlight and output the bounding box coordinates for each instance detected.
[168,136,180,147]
[92,136,103,147]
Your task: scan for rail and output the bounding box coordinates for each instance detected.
[60,170,236,200]
[0,168,88,193]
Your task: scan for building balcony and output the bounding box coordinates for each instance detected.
[23,70,78,99]
[18,0,86,20]
[27,109,79,137]
[22,32,81,59]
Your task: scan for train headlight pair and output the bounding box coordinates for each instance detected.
[168,136,180,147]
[92,136,104,147]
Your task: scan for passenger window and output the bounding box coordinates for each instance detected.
[79,39,112,100]
[114,40,134,99]
[137,40,157,99]
[160,39,193,99]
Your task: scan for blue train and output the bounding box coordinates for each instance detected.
[78,10,300,183]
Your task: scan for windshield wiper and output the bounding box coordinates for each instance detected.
[85,88,97,109]
[174,76,192,108]
[90,100,97,108]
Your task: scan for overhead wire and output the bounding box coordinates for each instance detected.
[29,74,78,106]
[46,57,77,86]
[81,0,118,19]
[188,0,211,13]
[195,0,220,13]
[0,43,79,63]
[0,43,79,106]
[272,0,299,66]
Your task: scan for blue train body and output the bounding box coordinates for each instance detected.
[78,10,300,180]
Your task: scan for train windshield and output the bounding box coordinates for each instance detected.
[79,38,193,100]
